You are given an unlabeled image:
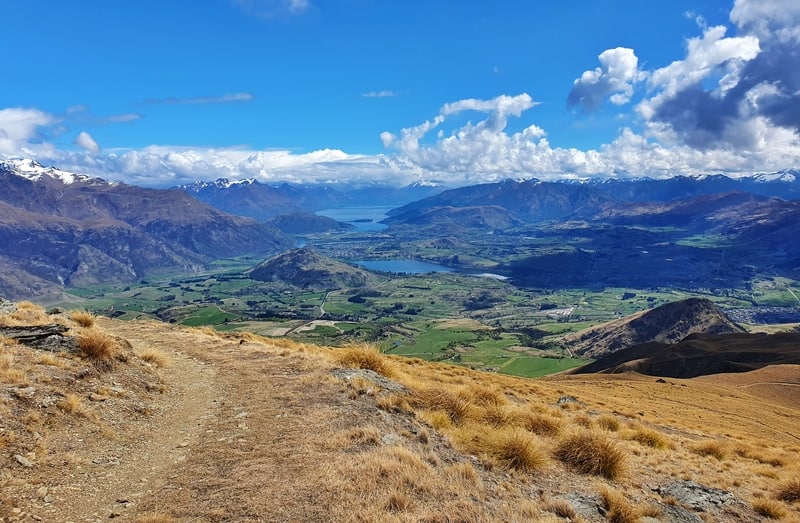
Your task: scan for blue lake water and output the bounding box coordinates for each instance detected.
[316,206,395,232]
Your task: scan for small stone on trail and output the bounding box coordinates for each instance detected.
[14,454,34,468]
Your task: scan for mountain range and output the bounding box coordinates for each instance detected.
[180,177,443,220]
[2,158,800,300]
[0,160,291,300]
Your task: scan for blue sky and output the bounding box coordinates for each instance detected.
[1,0,799,186]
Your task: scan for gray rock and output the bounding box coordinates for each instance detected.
[562,492,601,520]
[657,480,736,512]
[331,368,407,394]
[656,504,705,523]
[0,324,79,353]
[14,454,34,468]
[557,395,582,406]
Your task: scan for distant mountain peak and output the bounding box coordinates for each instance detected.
[0,158,103,186]
[181,177,261,192]
[753,170,797,183]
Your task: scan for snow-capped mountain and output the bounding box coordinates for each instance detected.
[0,160,290,300]
[0,158,105,185]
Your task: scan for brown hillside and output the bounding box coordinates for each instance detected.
[564,297,744,358]
[2,303,798,521]
[570,332,800,378]
[248,247,373,290]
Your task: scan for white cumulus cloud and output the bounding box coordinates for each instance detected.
[0,107,56,155]
[568,47,645,110]
[74,131,100,154]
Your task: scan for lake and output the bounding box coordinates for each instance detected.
[315,206,395,232]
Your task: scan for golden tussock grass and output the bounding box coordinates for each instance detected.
[775,477,800,502]
[333,344,397,378]
[136,347,172,368]
[34,352,65,367]
[444,462,480,486]
[0,301,50,326]
[691,439,729,460]
[58,393,92,418]
[453,425,547,472]
[624,425,672,449]
[355,445,434,496]
[599,487,657,523]
[417,409,454,431]
[751,498,787,519]
[385,490,415,513]
[554,431,626,479]
[190,326,222,338]
[735,444,786,467]
[542,497,576,519]
[77,328,118,363]
[410,388,471,425]
[596,415,621,432]
[468,384,507,407]
[479,404,520,428]
[521,412,563,437]
[376,393,411,413]
[343,426,382,446]
[0,351,28,385]
[69,309,96,328]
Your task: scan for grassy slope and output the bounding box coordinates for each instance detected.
[3,305,798,521]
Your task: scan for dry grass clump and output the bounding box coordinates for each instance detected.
[599,487,640,523]
[343,426,382,447]
[554,431,626,479]
[411,387,474,425]
[542,497,576,519]
[376,393,411,413]
[625,425,671,449]
[69,309,96,328]
[522,412,563,437]
[0,301,50,326]
[735,444,786,467]
[334,344,397,378]
[596,415,621,432]
[775,477,800,502]
[691,439,729,460]
[444,462,480,486]
[77,328,118,363]
[751,498,787,519]
[0,349,28,385]
[454,426,547,472]
[34,352,64,367]
[469,384,507,407]
[479,404,520,428]
[190,326,222,338]
[386,490,415,513]
[355,445,434,499]
[136,347,172,368]
[58,393,92,418]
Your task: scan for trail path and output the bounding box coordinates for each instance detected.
[45,319,366,522]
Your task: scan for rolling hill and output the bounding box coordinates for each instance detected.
[563,298,745,358]
[247,248,374,290]
[570,331,800,378]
